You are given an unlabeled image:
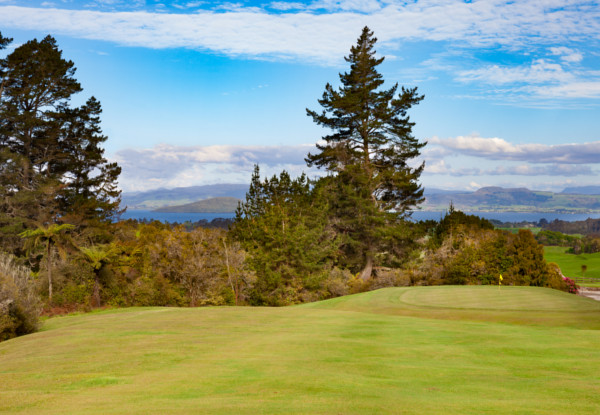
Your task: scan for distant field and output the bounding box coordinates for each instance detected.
[544,246,600,287]
[2,286,599,414]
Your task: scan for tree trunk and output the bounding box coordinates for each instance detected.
[92,273,101,308]
[222,238,238,306]
[359,253,374,281]
[47,243,53,302]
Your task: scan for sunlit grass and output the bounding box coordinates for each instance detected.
[545,246,600,287]
[1,286,599,414]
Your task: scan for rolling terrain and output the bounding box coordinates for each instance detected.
[423,186,600,213]
[153,197,240,213]
[121,184,248,210]
[1,286,599,414]
[123,185,600,213]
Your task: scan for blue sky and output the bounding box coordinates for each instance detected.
[1,0,599,192]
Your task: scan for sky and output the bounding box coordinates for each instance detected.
[1,0,599,193]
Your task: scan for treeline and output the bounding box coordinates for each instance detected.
[536,230,600,254]
[542,218,600,237]
[0,29,572,342]
[416,212,567,289]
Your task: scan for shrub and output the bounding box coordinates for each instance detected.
[371,268,411,289]
[0,252,41,341]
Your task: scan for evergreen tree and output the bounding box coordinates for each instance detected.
[306,27,425,279]
[0,32,10,49]
[231,165,340,305]
[57,97,122,225]
[0,31,12,100]
[0,35,120,250]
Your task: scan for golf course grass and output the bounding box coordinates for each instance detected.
[1,286,599,414]
[544,246,600,287]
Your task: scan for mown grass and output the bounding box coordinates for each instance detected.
[1,286,599,414]
[545,246,600,287]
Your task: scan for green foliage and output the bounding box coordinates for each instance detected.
[536,230,580,247]
[0,34,120,254]
[544,218,600,236]
[0,252,40,341]
[506,229,548,286]
[19,223,75,302]
[0,31,11,50]
[428,205,495,248]
[231,166,340,305]
[413,217,563,292]
[306,27,425,279]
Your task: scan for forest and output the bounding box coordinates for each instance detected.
[0,28,574,342]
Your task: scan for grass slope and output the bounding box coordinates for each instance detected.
[545,246,600,286]
[1,286,600,415]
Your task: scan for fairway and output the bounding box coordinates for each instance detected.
[1,286,600,414]
[544,246,600,286]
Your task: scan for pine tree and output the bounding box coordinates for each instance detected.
[306,26,426,280]
[231,165,340,305]
[0,35,121,250]
[57,97,122,225]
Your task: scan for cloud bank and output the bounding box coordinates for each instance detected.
[113,143,319,191]
[114,137,599,191]
[1,1,599,64]
[428,136,600,164]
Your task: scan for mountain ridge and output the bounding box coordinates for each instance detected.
[122,184,600,213]
[153,197,241,213]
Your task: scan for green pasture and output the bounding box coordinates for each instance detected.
[1,286,600,414]
[544,246,600,287]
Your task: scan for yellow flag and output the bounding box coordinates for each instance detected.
[499,274,503,285]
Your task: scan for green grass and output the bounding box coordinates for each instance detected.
[1,286,600,414]
[545,246,600,287]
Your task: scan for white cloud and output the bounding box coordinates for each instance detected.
[173,2,205,10]
[429,135,600,164]
[530,81,600,99]
[112,143,320,192]
[0,1,598,65]
[456,56,600,100]
[457,59,573,85]
[310,0,383,13]
[269,2,306,11]
[549,46,583,63]
[424,159,450,174]
[425,161,594,177]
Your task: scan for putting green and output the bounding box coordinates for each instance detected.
[396,285,600,311]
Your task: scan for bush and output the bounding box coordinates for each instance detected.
[0,252,41,341]
[371,268,411,289]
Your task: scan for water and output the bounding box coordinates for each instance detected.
[120,210,600,224]
[411,211,600,223]
[119,210,236,223]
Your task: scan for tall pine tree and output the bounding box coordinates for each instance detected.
[306,27,425,280]
[0,35,121,251]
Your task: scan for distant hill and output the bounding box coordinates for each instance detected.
[122,184,248,209]
[423,186,600,213]
[153,197,241,213]
[123,184,600,213]
[561,186,600,195]
[423,188,463,195]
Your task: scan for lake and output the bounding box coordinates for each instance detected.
[119,210,600,224]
